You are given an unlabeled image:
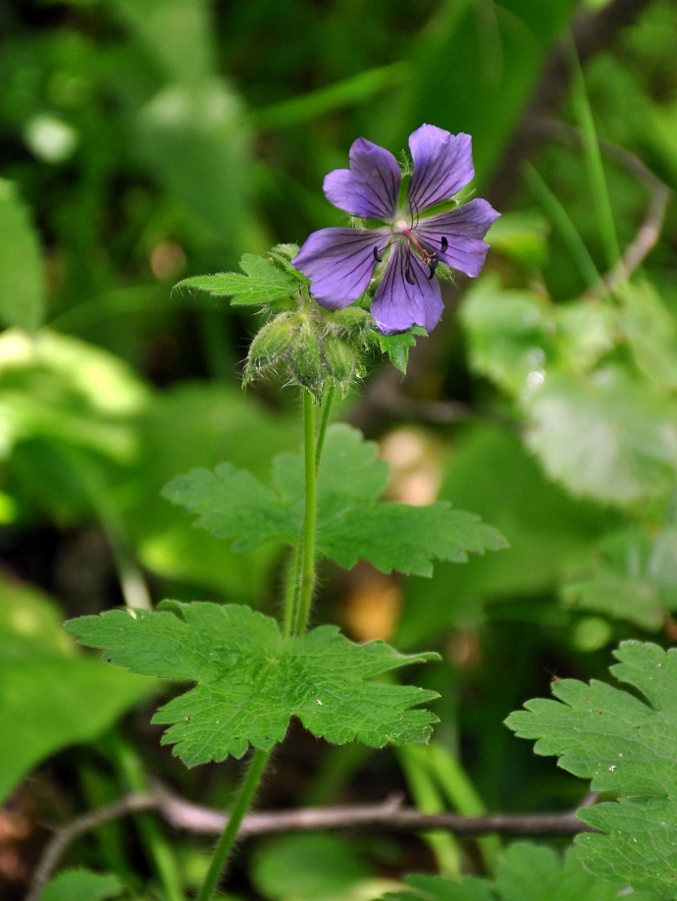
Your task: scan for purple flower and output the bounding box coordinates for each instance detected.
[292,124,500,334]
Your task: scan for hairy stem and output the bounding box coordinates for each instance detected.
[197,387,325,899]
[282,544,302,639]
[294,388,318,636]
[196,749,271,901]
[315,385,336,471]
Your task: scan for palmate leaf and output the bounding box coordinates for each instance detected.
[162,424,507,577]
[176,253,300,306]
[65,601,440,766]
[375,843,658,901]
[505,641,677,896]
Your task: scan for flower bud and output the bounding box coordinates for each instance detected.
[288,316,324,399]
[327,305,372,338]
[244,313,297,385]
[323,334,357,392]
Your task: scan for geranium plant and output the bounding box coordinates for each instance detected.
[66,125,505,901]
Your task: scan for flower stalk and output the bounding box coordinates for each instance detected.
[198,386,330,900]
[195,748,271,901]
[294,387,319,636]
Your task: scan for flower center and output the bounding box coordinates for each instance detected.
[391,219,438,284]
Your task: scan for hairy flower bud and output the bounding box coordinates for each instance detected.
[244,301,371,400]
[288,316,324,399]
[327,305,372,339]
[323,334,358,392]
[243,313,298,385]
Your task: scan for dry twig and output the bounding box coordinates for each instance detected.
[27,788,597,900]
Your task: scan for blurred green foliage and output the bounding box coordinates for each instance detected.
[1,0,676,898]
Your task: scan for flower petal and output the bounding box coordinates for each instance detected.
[415,199,500,278]
[292,227,385,309]
[407,125,474,214]
[370,242,443,334]
[323,137,401,221]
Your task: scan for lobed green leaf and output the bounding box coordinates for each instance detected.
[374,843,656,901]
[176,253,300,306]
[506,641,677,895]
[377,326,427,374]
[65,601,440,766]
[162,424,506,577]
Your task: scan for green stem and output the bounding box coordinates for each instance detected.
[56,445,152,611]
[282,545,302,640]
[568,36,622,272]
[524,163,603,294]
[106,732,184,901]
[197,387,325,899]
[315,385,335,471]
[427,741,502,872]
[196,749,270,901]
[397,746,462,878]
[294,389,318,636]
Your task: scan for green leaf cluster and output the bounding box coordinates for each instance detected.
[375,842,657,901]
[66,601,440,766]
[162,423,507,578]
[177,248,431,378]
[506,641,677,896]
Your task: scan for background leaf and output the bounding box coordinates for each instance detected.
[0,179,47,332]
[41,869,125,901]
[525,368,677,505]
[0,577,153,804]
[251,834,374,901]
[562,526,677,631]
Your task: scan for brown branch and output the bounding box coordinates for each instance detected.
[27,789,597,899]
[597,168,670,296]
